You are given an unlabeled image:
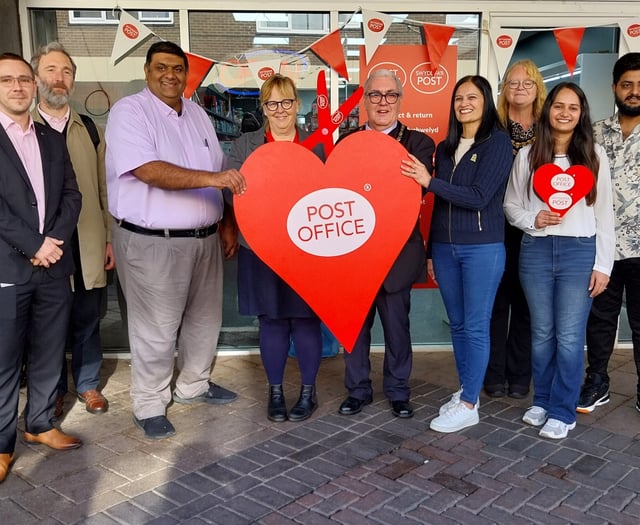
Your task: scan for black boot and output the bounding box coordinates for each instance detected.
[268,384,287,422]
[288,384,317,422]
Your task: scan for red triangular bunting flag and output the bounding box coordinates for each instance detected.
[184,52,215,99]
[310,30,349,81]
[553,27,585,76]
[422,23,456,73]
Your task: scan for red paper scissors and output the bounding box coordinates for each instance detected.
[301,70,364,157]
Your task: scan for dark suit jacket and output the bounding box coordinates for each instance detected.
[341,122,435,293]
[0,121,82,285]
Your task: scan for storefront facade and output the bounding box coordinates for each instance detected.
[16,1,638,351]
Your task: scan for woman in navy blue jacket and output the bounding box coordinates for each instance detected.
[403,75,513,432]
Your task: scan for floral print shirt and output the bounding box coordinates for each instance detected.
[593,115,640,260]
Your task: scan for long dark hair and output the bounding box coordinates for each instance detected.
[441,75,504,156]
[528,82,599,205]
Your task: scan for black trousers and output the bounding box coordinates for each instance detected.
[586,258,640,389]
[344,285,413,402]
[485,224,532,387]
[0,270,72,453]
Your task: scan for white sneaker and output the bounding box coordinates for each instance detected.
[522,406,547,426]
[430,402,479,433]
[539,418,576,439]
[439,388,462,415]
[439,388,480,415]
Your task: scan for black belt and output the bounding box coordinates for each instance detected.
[118,219,218,239]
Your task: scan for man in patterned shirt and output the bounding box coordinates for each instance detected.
[578,52,640,413]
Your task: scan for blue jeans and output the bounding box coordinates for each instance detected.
[432,242,505,406]
[519,235,596,425]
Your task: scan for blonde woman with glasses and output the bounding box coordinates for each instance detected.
[484,60,547,400]
[228,74,324,423]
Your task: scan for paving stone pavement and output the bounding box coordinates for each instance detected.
[2,347,640,524]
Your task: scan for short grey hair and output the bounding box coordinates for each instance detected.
[363,69,403,97]
[30,41,77,78]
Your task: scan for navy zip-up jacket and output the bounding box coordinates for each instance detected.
[428,129,513,246]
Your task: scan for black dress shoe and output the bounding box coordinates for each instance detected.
[339,396,372,415]
[390,400,413,418]
[484,384,506,398]
[508,385,529,399]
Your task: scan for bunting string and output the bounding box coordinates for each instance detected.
[109,7,640,90]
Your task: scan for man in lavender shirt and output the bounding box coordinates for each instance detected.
[106,41,246,440]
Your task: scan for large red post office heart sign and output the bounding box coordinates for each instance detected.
[532,163,594,217]
[234,131,421,352]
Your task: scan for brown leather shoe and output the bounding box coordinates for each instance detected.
[78,389,108,414]
[24,428,82,450]
[53,394,65,419]
[0,453,14,483]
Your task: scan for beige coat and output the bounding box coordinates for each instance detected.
[32,109,111,289]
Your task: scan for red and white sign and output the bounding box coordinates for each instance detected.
[122,24,139,40]
[628,24,640,38]
[234,131,421,351]
[247,58,282,88]
[496,35,513,48]
[620,18,640,52]
[362,9,394,65]
[110,10,153,66]
[533,163,594,217]
[287,189,375,257]
[489,27,522,79]
[368,19,385,33]
[409,62,450,95]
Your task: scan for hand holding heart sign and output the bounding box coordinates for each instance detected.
[234,131,422,352]
[532,163,594,218]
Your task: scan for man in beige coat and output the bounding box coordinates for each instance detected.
[31,42,113,416]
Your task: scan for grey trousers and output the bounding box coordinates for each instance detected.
[112,225,223,419]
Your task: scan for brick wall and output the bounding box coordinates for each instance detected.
[55,9,180,57]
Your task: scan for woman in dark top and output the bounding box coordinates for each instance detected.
[403,75,513,433]
[228,74,322,423]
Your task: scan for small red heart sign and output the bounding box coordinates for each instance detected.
[234,131,421,352]
[532,163,594,217]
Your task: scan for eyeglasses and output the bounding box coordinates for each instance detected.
[263,99,295,111]
[365,91,400,104]
[0,75,34,88]
[507,79,535,90]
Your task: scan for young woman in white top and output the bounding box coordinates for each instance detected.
[504,82,615,439]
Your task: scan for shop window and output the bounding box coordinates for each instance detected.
[68,10,173,25]
[255,12,359,34]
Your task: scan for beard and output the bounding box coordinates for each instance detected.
[38,80,72,110]
[615,93,640,117]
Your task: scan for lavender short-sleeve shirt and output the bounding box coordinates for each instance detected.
[105,87,224,229]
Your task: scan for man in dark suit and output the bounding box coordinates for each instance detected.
[339,69,435,419]
[0,52,82,484]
